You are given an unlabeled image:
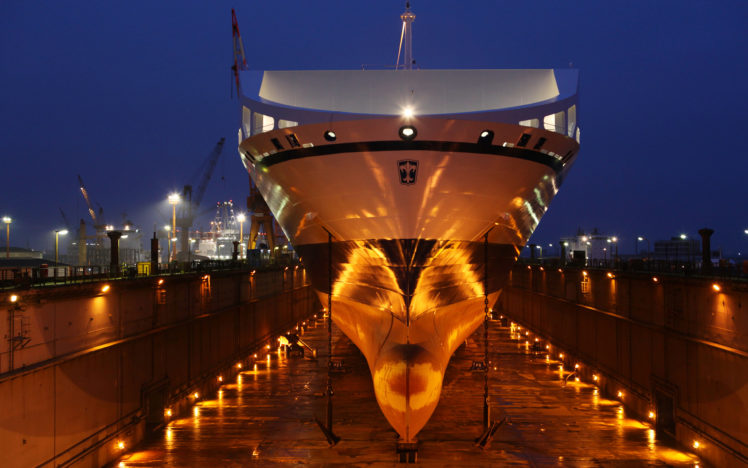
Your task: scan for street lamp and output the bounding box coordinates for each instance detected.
[54,229,69,263]
[237,213,246,259]
[167,193,180,261]
[164,225,171,263]
[2,216,10,258]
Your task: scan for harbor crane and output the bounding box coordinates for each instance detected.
[77,174,107,238]
[176,138,226,260]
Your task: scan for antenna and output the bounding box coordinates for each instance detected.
[396,2,416,70]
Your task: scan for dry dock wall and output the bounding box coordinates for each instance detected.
[0,268,318,468]
[501,266,747,467]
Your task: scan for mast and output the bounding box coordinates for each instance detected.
[400,2,415,70]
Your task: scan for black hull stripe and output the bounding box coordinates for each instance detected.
[258,140,564,172]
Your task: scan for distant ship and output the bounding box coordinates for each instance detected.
[232,5,580,443]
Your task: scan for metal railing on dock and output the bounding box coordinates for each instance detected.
[0,254,303,291]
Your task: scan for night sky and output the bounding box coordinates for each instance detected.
[1,1,746,256]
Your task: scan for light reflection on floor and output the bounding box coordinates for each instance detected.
[118,317,703,466]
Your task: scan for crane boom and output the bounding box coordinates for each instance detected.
[176,138,226,261]
[77,174,98,224]
[231,9,248,97]
[194,138,225,209]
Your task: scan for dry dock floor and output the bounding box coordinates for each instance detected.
[118,316,702,467]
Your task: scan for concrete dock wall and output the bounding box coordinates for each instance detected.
[501,265,747,467]
[0,268,318,468]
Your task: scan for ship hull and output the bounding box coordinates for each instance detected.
[240,116,578,440]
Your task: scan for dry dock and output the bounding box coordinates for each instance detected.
[118,314,702,466]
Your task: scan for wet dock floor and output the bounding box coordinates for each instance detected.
[118,316,702,467]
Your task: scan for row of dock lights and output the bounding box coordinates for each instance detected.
[509,319,706,456]
[525,265,725,293]
[156,317,314,449]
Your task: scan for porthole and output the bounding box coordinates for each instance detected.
[323,130,337,142]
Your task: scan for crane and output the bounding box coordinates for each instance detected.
[77,174,108,248]
[78,174,98,225]
[176,138,226,260]
[58,207,72,231]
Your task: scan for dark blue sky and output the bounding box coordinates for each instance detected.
[1,1,747,255]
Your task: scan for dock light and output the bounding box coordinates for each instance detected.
[680,234,687,240]
[527,265,531,270]
[236,362,242,369]
[477,129,494,145]
[693,440,700,449]
[648,411,655,419]
[712,283,721,292]
[266,344,271,349]
[574,363,580,369]
[582,270,588,276]
[617,391,624,398]
[218,375,223,382]
[545,344,550,350]
[101,284,110,293]
[117,440,125,450]
[535,338,539,342]
[593,374,599,381]
[539,266,544,271]
[575,377,580,382]
[165,408,172,417]
[193,392,199,399]
[607,272,615,279]
[157,278,164,285]
[559,353,564,359]
[558,268,563,273]
[9,294,18,303]
[652,276,659,283]
[398,125,417,141]
[253,353,257,358]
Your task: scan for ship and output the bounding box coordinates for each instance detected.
[232,5,580,444]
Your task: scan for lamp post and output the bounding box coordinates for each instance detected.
[237,213,246,259]
[164,225,171,263]
[54,229,69,263]
[2,216,11,258]
[611,236,618,264]
[168,193,180,261]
